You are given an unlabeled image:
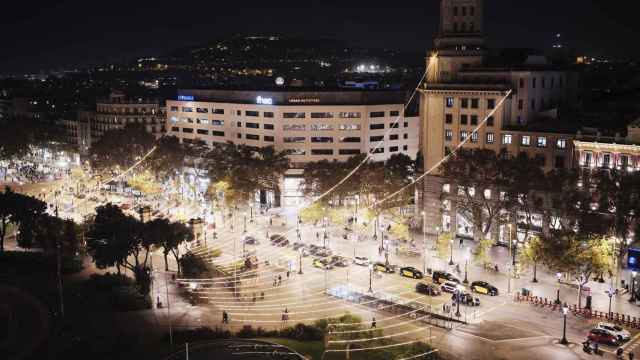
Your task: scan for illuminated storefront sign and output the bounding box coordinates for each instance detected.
[177,95,194,101]
[256,96,273,105]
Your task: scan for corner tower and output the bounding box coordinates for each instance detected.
[429,0,486,82]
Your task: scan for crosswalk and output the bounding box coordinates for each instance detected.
[623,332,640,356]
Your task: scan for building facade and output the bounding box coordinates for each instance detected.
[166,89,420,166]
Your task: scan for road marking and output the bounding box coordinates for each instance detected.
[623,332,640,354]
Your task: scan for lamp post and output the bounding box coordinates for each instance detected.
[507,264,511,294]
[384,239,390,267]
[368,264,373,293]
[323,225,327,249]
[560,305,569,345]
[606,287,614,318]
[555,272,562,305]
[298,248,303,275]
[463,248,469,284]
[632,271,637,302]
[243,212,247,233]
[448,238,454,265]
[455,288,461,318]
[380,224,385,251]
[421,211,427,274]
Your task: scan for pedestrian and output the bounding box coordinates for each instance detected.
[273,277,277,287]
[316,232,319,240]
[459,237,464,248]
[270,218,273,226]
[371,317,377,328]
[629,352,634,360]
[260,291,265,300]
[252,293,256,303]
[278,275,282,286]
[443,303,446,313]
[222,310,229,324]
[286,271,290,279]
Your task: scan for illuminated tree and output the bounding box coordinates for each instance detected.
[518,235,544,282]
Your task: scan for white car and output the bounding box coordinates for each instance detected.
[441,281,465,294]
[353,256,370,266]
[596,322,631,341]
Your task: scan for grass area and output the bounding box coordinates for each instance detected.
[259,338,324,360]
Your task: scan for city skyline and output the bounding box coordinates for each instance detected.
[1,0,638,74]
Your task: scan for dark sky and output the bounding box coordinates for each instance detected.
[1,0,637,74]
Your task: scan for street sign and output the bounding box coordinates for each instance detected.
[628,248,640,271]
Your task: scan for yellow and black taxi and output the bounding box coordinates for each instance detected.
[432,271,460,284]
[470,281,499,296]
[313,258,333,270]
[399,266,424,279]
[373,262,396,273]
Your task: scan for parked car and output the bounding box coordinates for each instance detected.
[416,282,441,296]
[314,248,333,258]
[313,258,333,270]
[588,328,619,346]
[470,281,499,296]
[243,236,259,245]
[373,262,396,274]
[270,234,289,247]
[399,266,424,279]
[353,256,370,266]
[292,242,305,250]
[441,281,463,294]
[595,322,630,342]
[432,271,460,284]
[330,256,349,267]
[308,244,321,255]
[451,292,480,306]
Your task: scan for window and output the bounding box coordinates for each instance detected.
[370,124,385,130]
[445,129,453,141]
[170,106,179,112]
[460,115,468,125]
[518,99,523,110]
[390,134,399,140]
[521,135,531,146]
[339,124,361,131]
[531,99,536,110]
[340,137,361,143]
[288,149,305,156]
[603,154,611,168]
[236,133,241,139]
[370,148,384,154]
[263,123,274,130]
[209,130,224,137]
[197,129,208,135]
[555,156,565,168]
[245,110,259,117]
[170,116,178,123]
[621,154,630,167]
[212,120,224,126]
[537,136,547,148]
[213,109,224,114]
[470,115,478,126]
[197,118,209,125]
[461,98,469,108]
[283,112,305,118]
[460,130,468,141]
[284,137,305,143]
[182,107,193,112]
[445,114,453,124]
[196,107,208,113]
[584,152,593,166]
[246,122,259,129]
[311,137,333,143]
[182,128,193,133]
[470,6,475,15]
[339,112,361,118]
[339,149,361,155]
[556,138,566,149]
[171,126,179,132]
[519,78,525,88]
[236,110,241,116]
[404,122,409,128]
[542,77,546,88]
[453,6,458,16]
[370,136,384,142]
[390,123,399,128]
[487,116,494,127]
[370,111,385,118]
[502,134,512,145]
[487,99,496,109]
[446,97,454,108]
[264,111,274,118]
[389,146,399,152]
[532,78,537,88]
[283,124,305,131]
[462,6,467,16]
[470,131,478,143]
[246,134,260,140]
[486,132,494,144]
[403,145,408,151]
[311,112,334,118]
[390,111,400,117]
[471,98,479,109]
[311,149,333,155]
[264,135,274,142]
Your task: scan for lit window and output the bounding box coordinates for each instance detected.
[556,138,566,149]
[537,136,547,148]
[521,135,531,146]
[443,184,451,193]
[484,189,491,199]
[471,131,478,143]
[486,132,494,144]
[446,97,454,108]
[445,129,453,141]
[502,134,512,145]
[460,130,468,141]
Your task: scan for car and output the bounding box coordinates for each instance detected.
[595,322,631,342]
[243,236,259,245]
[314,248,333,258]
[432,271,460,284]
[313,258,333,270]
[399,267,424,279]
[451,292,480,306]
[270,234,289,247]
[441,281,464,294]
[353,256,370,266]
[308,245,321,255]
[292,242,306,250]
[588,328,619,346]
[470,281,499,296]
[373,262,396,273]
[415,282,441,296]
[330,256,349,267]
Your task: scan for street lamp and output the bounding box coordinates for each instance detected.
[243,212,247,233]
[384,239,390,266]
[555,272,562,305]
[448,238,454,265]
[380,224,385,250]
[632,271,637,302]
[455,288,461,318]
[606,287,614,318]
[560,304,569,345]
[463,247,470,284]
[298,248,303,275]
[368,264,374,293]
[421,211,427,274]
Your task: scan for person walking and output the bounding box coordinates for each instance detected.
[222,310,229,324]
[459,237,464,248]
[371,317,377,328]
[278,275,282,286]
[286,270,290,279]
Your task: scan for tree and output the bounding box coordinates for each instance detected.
[0,187,19,253]
[147,136,186,181]
[10,191,47,250]
[149,218,194,273]
[90,123,155,171]
[519,235,544,282]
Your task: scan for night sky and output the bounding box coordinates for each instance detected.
[1,0,637,74]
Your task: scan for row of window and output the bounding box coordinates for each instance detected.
[445,114,494,127]
[517,98,561,111]
[581,152,636,168]
[518,76,564,89]
[444,130,567,149]
[452,5,475,17]
[445,97,496,109]
[169,108,403,119]
[170,106,225,114]
[281,134,410,143]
